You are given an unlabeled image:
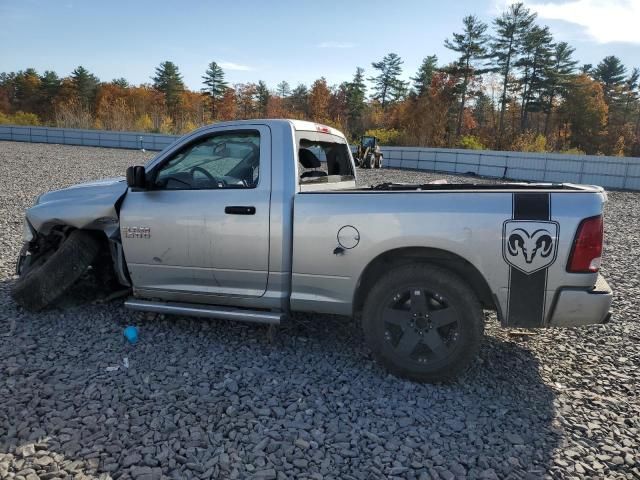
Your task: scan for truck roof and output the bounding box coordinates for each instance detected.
[190,119,346,140]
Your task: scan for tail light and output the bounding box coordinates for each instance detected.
[567,215,603,273]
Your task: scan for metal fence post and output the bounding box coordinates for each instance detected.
[623,158,631,190]
[543,155,548,182]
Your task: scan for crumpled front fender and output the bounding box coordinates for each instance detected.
[26,177,128,238]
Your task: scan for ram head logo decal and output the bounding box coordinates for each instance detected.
[503,221,559,274]
[508,228,554,263]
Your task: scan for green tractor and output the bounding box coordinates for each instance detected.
[354,135,383,169]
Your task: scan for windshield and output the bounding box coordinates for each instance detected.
[362,136,375,148]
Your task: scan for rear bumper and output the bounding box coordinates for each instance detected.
[548,274,612,327]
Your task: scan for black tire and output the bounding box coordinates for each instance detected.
[362,263,484,382]
[12,230,101,311]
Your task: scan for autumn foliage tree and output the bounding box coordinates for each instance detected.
[308,78,331,123]
[558,74,608,154]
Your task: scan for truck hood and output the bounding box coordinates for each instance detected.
[36,177,127,204]
[26,177,128,236]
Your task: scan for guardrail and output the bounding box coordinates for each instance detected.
[1,124,638,190]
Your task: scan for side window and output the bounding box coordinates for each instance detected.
[154,130,260,190]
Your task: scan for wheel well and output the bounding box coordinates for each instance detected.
[353,247,495,315]
[36,225,118,280]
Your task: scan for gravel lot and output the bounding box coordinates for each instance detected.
[0,141,638,480]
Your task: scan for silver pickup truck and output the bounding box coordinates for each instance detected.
[13,119,612,382]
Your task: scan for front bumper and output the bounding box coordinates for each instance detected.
[548,274,612,327]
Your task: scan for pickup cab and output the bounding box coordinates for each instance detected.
[13,119,613,381]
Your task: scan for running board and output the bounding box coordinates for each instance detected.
[124,298,283,325]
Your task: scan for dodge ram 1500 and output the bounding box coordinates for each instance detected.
[13,119,613,381]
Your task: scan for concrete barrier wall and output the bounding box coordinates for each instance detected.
[0,125,179,152]
[378,146,640,191]
[1,125,639,190]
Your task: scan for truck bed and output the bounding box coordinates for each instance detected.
[291,185,606,328]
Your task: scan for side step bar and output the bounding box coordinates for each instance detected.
[124,298,283,325]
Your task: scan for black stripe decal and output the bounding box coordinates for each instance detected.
[506,193,550,327]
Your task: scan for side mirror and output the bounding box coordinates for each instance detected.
[126,166,147,189]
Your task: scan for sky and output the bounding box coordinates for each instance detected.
[1,0,639,91]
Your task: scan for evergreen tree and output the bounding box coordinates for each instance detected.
[543,42,577,134]
[622,68,639,123]
[276,81,291,98]
[516,25,554,130]
[201,61,227,119]
[71,66,99,108]
[445,15,489,135]
[580,64,593,75]
[345,67,367,135]
[411,55,438,97]
[255,80,270,117]
[40,71,61,100]
[290,83,309,117]
[14,69,41,113]
[152,61,185,114]
[369,53,409,109]
[473,91,494,131]
[111,78,129,88]
[488,2,536,147]
[594,56,627,106]
[38,70,61,119]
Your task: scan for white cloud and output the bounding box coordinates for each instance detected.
[317,41,356,49]
[524,0,640,44]
[218,61,253,71]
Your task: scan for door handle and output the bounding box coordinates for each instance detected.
[225,206,256,215]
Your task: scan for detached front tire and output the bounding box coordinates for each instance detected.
[12,230,101,311]
[362,264,484,382]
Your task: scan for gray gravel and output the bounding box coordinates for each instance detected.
[0,141,638,480]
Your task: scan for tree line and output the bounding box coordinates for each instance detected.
[1,3,639,155]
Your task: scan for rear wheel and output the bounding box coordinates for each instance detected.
[12,230,101,311]
[362,264,483,382]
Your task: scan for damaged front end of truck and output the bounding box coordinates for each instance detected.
[15,177,131,310]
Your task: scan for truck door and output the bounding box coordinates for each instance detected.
[119,125,271,299]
